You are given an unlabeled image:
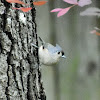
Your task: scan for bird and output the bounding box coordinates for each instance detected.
[32,37,66,66]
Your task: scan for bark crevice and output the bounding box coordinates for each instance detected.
[12,65,23,99]
[5,65,10,100]
[19,61,24,92]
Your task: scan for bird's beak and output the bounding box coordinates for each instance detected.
[61,55,66,59]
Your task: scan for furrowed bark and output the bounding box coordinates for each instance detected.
[0,0,46,100]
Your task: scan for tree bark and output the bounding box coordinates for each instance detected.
[0,0,46,100]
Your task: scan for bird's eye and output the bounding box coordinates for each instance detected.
[42,46,44,49]
[58,52,60,54]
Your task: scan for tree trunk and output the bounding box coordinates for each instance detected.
[0,0,46,100]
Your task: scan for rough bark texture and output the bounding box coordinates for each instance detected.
[0,0,46,100]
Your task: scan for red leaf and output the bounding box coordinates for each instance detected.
[33,1,47,6]
[6,0,26,5]
[95,31,100,36]
[12,7,32,12]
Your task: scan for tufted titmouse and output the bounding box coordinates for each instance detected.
[32,37,66,66]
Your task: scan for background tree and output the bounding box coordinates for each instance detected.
[36,0,100,100]
[0,0,46,100]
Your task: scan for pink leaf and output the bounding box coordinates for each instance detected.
[63,0,78,4]
[90,30,96,34]
[57,7,71,17]
[51,8,63,12]
[78,0,92,7]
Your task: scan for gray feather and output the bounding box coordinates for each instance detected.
[45,43,62,54]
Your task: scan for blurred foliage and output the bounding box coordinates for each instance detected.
[36,0,100,100]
